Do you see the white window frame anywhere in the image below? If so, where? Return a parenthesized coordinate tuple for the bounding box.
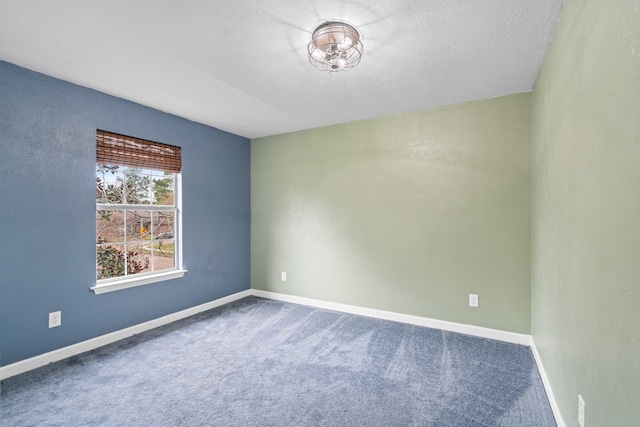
(91, 172, 186, 294)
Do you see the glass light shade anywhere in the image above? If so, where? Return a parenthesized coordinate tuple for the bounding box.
(307, 21, 363, 72)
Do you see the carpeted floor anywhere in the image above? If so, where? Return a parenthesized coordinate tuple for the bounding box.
(0, 297, 556, 426)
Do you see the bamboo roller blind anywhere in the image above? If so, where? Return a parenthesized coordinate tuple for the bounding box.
(96, 130, 181, 173)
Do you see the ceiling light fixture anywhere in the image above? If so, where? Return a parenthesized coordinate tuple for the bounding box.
(307, 21, 363, 72)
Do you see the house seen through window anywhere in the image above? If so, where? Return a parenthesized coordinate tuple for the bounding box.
(95, 130, 182, 288)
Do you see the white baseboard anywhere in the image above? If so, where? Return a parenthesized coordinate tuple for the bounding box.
(530, 339, 566, 427)
(0, 287, 563, 427)
(0, 289, 252, 380)
(251, 290, 532, 346)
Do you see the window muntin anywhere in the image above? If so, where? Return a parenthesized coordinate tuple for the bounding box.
(96, 165, 178, 282)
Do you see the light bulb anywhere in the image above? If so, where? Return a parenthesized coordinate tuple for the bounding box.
(310, 48, 325, 61)
(340, 37, 353, 49)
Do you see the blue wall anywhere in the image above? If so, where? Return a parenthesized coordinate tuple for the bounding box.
(0, 61, 251, 366)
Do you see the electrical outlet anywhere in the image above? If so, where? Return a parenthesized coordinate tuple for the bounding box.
(49, 311, 61, 328)
(469, 294, 479, 308)
(281, 272, 287, 281)
(578, 394, 586, 427)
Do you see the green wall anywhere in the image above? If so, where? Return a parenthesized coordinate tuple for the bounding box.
(531, 0, 640, 425)
(252, 94, 531, 334)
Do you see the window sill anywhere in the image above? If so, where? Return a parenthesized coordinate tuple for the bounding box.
(90, 270, 187, 295)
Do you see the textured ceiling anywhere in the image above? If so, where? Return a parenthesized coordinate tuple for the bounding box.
(0, 0, 564, 139)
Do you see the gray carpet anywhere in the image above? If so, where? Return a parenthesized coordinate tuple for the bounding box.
(0, 297, 556, 426)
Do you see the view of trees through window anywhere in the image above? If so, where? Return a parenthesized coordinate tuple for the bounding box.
(96, 165, 176, 280)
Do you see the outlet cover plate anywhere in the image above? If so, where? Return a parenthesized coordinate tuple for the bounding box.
(49, 311, 61, 328)
(469, 294, 479, 308)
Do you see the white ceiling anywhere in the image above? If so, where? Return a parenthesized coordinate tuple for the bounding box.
(0, 0, 564, 139)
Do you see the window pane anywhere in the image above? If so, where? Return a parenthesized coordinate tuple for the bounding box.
(127, 243, 151, 274)
(97, 244, 126, 280)
(124, 168, 152, 204)
(153, 211, 175, 241)
(97, 210, 124, 244)
(152, 172, 174, 205)
(96, 165, 124, 204)
(126, 210, 152, 242)
(153, 240, 175, 271)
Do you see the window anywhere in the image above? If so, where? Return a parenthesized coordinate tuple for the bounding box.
(91, 130, 186, 294)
